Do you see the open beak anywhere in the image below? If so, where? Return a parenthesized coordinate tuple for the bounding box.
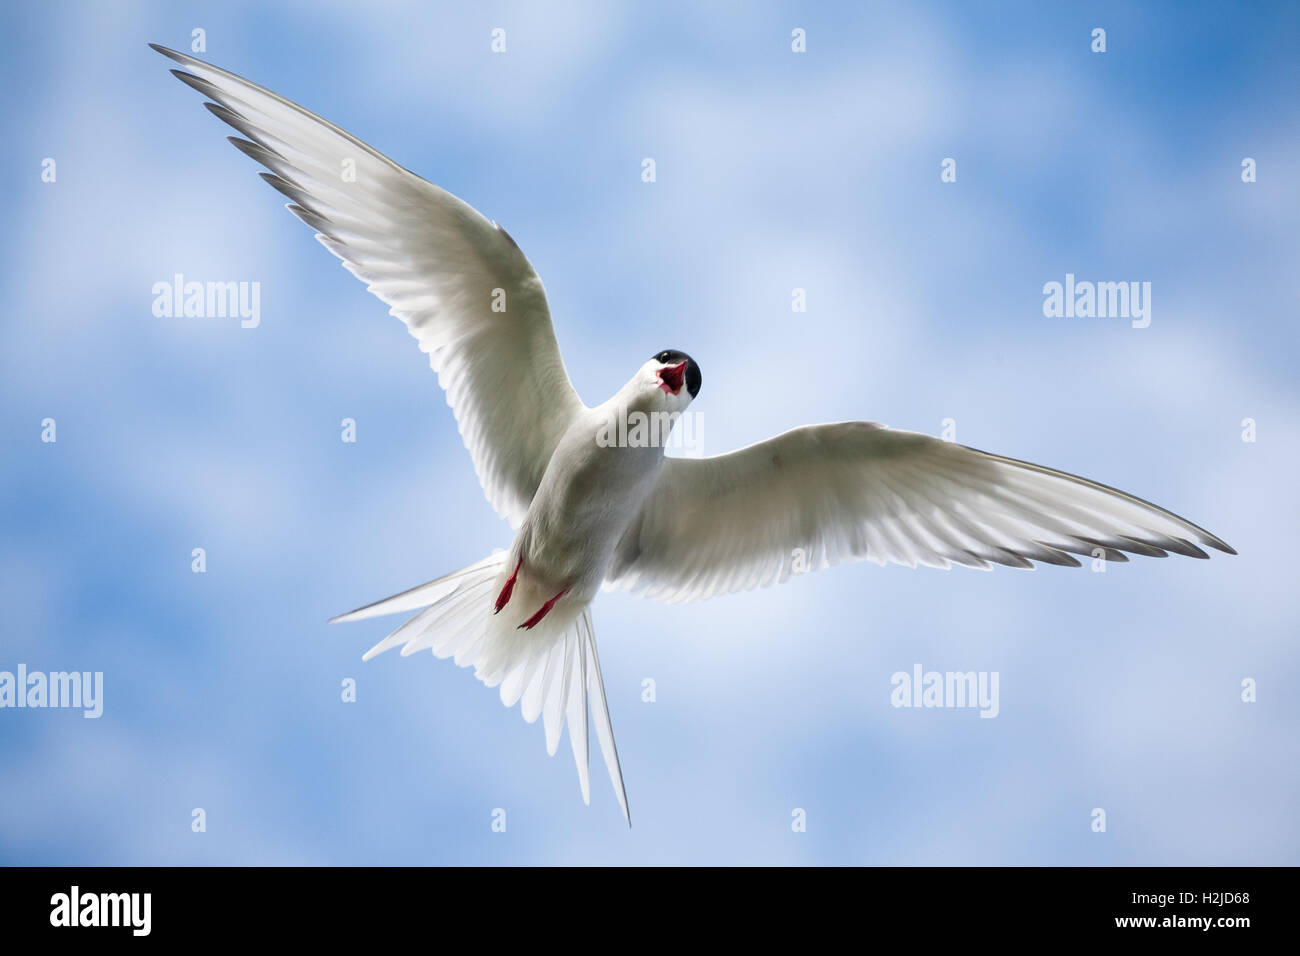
(657, 361, 687, 395)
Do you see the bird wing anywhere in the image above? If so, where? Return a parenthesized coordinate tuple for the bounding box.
(153, 45, 583, 527)
(607, 421, 1234, 602)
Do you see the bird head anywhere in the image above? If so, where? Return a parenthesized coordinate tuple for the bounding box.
(641, 349, 702, 411)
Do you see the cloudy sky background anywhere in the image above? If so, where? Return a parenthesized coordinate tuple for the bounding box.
(1, 0, 1296, 864)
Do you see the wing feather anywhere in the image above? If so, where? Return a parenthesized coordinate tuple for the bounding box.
(608, 422, 1234, 602)
(154, 45, 582, 525)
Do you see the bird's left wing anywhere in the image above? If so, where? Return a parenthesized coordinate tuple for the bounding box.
(152, 45, 583, 527)
(607, 422, 1234, 603)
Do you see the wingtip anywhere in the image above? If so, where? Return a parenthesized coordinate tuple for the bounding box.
(150, 43, 189, 64)
(332, 605, 373, 624)
(1207, 537, 1238, 556)
(169, 68, 203, 91)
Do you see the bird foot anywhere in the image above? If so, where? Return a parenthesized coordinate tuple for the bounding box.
(518, 588, 569, 630)
(494, 557, 522, 614)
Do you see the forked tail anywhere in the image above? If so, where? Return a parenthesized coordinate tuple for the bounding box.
(331, 551, 630, 824)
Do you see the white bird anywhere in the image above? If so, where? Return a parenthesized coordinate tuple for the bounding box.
(154, 45, 1235, 825)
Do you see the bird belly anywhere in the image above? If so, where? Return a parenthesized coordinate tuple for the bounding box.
(516, 435, 663, 602)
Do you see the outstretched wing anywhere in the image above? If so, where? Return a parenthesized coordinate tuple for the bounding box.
(608, 422, 1234, 603)
(153, 45, 583, 526)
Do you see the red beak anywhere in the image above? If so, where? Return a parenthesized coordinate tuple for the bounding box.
(658, 361, 687, 395)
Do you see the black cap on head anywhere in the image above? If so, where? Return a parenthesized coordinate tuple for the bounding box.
(653, 349, 702, 399)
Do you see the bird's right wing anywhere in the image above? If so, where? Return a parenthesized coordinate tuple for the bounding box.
(153, 45, 583, 526)
(608, 422, 1234, 603)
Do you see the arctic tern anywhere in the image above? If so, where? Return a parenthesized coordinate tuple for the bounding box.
(154, 45, 1235, 825)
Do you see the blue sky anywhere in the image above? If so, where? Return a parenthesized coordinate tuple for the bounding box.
(1, 0, 1296, 864)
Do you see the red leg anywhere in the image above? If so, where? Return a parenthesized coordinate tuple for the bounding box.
(494, 557, 522, 614)
(518, 587, 569, 630)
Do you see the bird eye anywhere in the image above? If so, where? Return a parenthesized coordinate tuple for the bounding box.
(656, 351, 670, 363)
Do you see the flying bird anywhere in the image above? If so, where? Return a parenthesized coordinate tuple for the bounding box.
(153, 44, 1235, 825)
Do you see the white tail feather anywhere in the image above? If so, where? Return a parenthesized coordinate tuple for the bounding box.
(334, 553, 630, 824)
(583, 612, 630, 824)
(332, 553, 505, 625)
